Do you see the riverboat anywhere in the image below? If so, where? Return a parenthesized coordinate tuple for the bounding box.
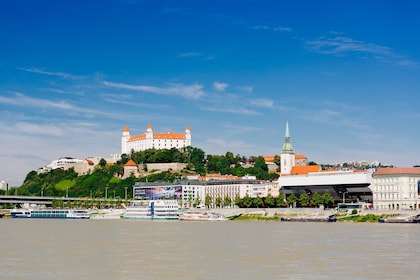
(179, 211, 227, 221)
(10, 208, 90, 219)
(122, 200, 179, 220)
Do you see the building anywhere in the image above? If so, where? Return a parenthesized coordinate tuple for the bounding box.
(280, 121, 295, 175)
(371, 168, 420, 210)
(277, 121, 373, 204)
(132, 175, 279, 208)
(121, 124, 191, 154)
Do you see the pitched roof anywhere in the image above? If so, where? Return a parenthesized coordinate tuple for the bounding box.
(263, 155, 275, 163)
(295, 154, 307, 159)
(289, 165, 321, 175)
(123, 125, 130, 132)
(374, 167, 420, 176)
(125, 159, 137, 167)
(153, 131, 186, 139)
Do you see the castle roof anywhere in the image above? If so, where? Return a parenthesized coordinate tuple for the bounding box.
(123, 125, 130, 132)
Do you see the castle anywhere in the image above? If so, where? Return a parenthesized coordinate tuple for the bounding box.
(121, 124, 191, 154)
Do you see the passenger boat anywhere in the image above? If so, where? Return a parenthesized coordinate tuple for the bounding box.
(179, 211, 227, 221)
(122, 200, 179, 220)
(10, 208, 90, 219)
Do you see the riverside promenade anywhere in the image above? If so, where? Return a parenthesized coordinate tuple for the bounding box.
(197, 207, 420, 219)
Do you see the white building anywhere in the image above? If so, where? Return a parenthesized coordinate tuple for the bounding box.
(132, 178, 279, 208)
(121, 124, 191, 155)
(0, 180, 7, 190)
(280, 121, 295, 175)
(371, 168, 420, 210)
(46, 157, 84, 170)
(277, 122, 373, 204)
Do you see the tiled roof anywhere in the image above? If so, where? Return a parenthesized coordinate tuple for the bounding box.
(374, 167, 420, 176)
(263, 155, 275, 163)
(153, 131, 186, 140)
(125, 159, 137, 167)
(128, 134, 146, 142)
(289, 165, 321, 175)
(295, 154, 307, 159)
(123, 125, 130, 132)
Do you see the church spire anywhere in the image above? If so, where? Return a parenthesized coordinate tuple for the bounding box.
(281, 121, 294, 154)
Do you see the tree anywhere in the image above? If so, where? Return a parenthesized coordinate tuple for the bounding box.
(253, 196, 264, 208)
(234, 194, 242, 208)
(275, 192, 286, 207)
(215, 196, 222, 208)
(311, 192, 323, 207)
(223, 195, 232, 208)
(264, 193, 275, 208)
(243, 193, 253, 208)
(254, 156, 268, 172)
(298, 192, 310, 207)
(193, 195, 201, 207)
(99, 158, 107, 168)
(287, 193, 297, 207)
(322, 190, 334, 208)
(205, 194, 212, 208)
(187, 194, 193, 207)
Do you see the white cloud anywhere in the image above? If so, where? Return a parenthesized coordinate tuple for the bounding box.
(236, 86, 253, 93)
(213, 81, 229, 92)
(202, 105, 259, 115)
(253, 25, 292, 32)
(103, 81, 205, 99)
(306, 36, 392, 56)
(250, 98, 273, 108)
(15, 122, 63, 136)
(178, 52, 202, 58)
(1, 92, 73, 110)
(17, 67, 86, 80)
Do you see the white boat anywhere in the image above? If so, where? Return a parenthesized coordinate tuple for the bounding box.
(179, 211, 227, 221)
(122, 200, 179, 220)
(10, 208, 90, 219)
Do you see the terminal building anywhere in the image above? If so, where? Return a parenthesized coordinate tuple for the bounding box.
(277, 122, 373, 205)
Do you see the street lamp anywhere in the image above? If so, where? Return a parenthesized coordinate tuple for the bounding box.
(125, 187, 128, 200)
(342, 191, 348, 204)
(105, 187, 108, 199)
(41, 188, 44, 197)
(66, 187, 69, 198)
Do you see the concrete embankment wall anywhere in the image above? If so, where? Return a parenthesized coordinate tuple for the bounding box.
(199, 208, 419, 218)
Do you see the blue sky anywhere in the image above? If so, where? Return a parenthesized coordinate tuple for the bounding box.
(1, 0, 420, 186)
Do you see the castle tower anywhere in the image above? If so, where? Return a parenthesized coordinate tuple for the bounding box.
(280, 121, 295, 175)
(185, 126, 191, 146)
(121, 125, 131, 154)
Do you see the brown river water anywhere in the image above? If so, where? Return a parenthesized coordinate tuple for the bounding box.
(0, 219, 419, 279)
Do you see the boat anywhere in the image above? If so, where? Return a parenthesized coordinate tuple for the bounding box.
(280, 216, 337, 222)
(122, 200, 179, 220)
(10, 208, 90, 219)
(179, 211, 227, 221)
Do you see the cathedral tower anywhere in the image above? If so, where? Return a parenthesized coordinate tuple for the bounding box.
(280, 121, 295, 175)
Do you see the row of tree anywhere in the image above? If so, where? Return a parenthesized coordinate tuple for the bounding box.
(185, 191, 335, 209)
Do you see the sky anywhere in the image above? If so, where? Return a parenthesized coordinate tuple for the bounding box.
(1, 0, 420, 187)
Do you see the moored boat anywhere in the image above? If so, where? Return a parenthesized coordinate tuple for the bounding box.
(10, 208, 90, 219)
(122, 200, 179, 220)
(179, 211, 227, 221)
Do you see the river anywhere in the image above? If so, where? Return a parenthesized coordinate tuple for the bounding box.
(0, 219, 419, 279)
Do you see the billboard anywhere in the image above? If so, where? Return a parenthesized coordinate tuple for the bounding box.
(133, 185, 182, 200)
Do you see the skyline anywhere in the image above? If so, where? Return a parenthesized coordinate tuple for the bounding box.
(1, 0, 420, 186)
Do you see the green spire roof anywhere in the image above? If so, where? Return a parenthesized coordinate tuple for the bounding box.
(281, 121, 294, 154)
